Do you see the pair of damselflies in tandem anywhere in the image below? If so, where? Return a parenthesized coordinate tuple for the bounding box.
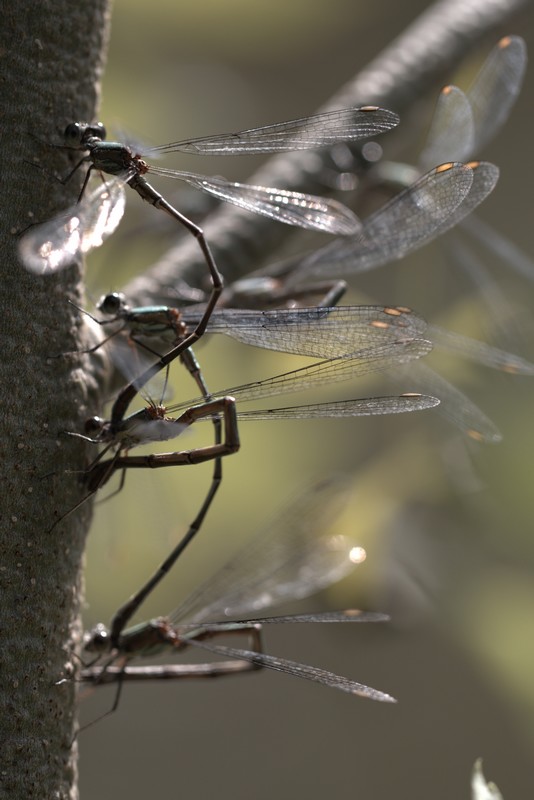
(68, 283, 534, 663)
(63, 152, 505, 455)
(18, 103, 404, 434)
(76, 285, 534, 474)
(79, 477, 395, 714)
(63, 269, 534, 641)
(70, 302, 440, 496)
(60, 303, 438, 653)
(65, 279, 534, 659)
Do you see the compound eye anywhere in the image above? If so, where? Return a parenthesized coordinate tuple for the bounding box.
(84, 416, 104, 435)
(63, 122, 83, 144)
(92, 121, 107, 139)
(83, 623, 110, 653)
(97, 292, 125, 315)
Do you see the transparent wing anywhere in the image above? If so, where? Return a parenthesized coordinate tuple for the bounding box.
(147, 168, 362, 235)
(442, 233, 534, 356)
(187, 638, 396, 702)
(461, 214, 534, 283)
(105, 335, 173, 403)
(149, 107, 399, 156)
(136, 302, 534, 378)
(428, 324, 534, 375)
(164, 338, 433, 413)
(420, 35, 526, 167)
(395, 362, 502, 443)
(169, 477, 361, 624)
(182, 610, 390, 628)
(369, 160, 499, 270)
(102, 339, 434, 453)
(123, 393, 437, 451)
(288, 162, 481, 280)
(452, 215, 534, 360)
(420, 86, 475, 168)
(18, 180, 126, 275)
(188, 304, 429, 359)
(466, 35, 527, 154)
(234, 394, 438, 421)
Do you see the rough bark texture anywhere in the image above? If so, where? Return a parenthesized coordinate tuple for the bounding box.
(0, 2, 111, 798)
(0, 0, 528, 797)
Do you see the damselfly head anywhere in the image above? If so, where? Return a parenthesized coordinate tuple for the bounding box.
(84, 416, 107, 438)
(97, 292, 129, 317)
(83, 623, 111, 654)
(63, 121, 107, 148)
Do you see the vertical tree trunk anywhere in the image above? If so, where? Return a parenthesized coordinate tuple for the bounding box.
(0, 3, 111, 797)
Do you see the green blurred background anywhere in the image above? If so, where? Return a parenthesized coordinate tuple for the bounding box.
(79, 1, 534, 797)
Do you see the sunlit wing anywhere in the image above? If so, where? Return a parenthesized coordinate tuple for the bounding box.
(190, 304, 429, 359)
(19, 180, 126, 274)
(147, 168, 362, 235)
(420, 35, 526, 166)
(187, 638, 397, 702)
(288, 162, 481, 279)
(164, 339, 433, 412)
(149, 107, 400, 155)
(233, 394, 438, 421)
(466, 35, 527, 154)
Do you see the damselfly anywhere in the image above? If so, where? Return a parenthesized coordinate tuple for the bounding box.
(78, 295, 534, 444)
(50, 306, 432, 524)
(64, 338, 437, 642)
(79, 330, 437, 495)
(90, 293, 534, 375)
(81, 477, 395, 707)
(19, 106, 401, 278)
(77, 297, 429, 362)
